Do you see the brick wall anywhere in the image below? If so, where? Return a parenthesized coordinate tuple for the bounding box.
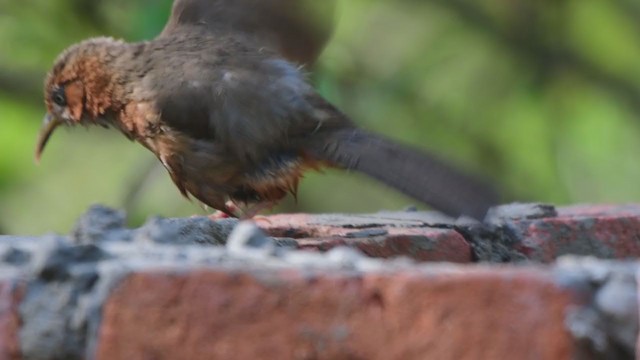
(0, 203, 639, 359)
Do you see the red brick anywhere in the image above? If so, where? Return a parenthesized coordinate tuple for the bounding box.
(297, 228, 471, 263)
(507, 204, 640, 262)
(259, 213, 318, 238)
(637, 272, 640, 356)
(259, 213, 471, 262)
(0, 281, 23, 360)
(96, 267, 580, 360)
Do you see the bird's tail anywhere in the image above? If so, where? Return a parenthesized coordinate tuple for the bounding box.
(308, 128, 499, 219)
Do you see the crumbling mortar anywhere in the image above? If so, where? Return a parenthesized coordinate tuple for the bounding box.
(0, 204, 638, 359)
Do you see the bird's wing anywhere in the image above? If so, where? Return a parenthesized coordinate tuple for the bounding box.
(159, 0, 335, 65)
(154, 52, 349, 162)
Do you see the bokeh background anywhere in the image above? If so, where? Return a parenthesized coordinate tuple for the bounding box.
(2, 0, 640, 235)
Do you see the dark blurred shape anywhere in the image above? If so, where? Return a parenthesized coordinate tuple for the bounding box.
(162, 0, 336, 65)
(427, 0, 640, 115)
(70, 0, 109, 31)
(0, 68, 44, 105)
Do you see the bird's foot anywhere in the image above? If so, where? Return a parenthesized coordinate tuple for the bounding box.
(207, 201, 242, 220)
(208, 201, 275, 223)
(247, 215, 272, 225)
(208, 211, 231, 220)
(239, 202, 276, 223)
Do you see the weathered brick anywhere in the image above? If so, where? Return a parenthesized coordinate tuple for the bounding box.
(296, 228, 471, 263)
(96, 266, 581, 360)
(259, 213, 471, 262)
(0, 280, 23, 360)
(499, 204, 640, 262)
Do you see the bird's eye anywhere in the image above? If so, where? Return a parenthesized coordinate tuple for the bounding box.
(51, 86, 66, 107)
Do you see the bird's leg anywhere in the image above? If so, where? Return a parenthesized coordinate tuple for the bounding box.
(239, 201, 277, 222)
(207, 201, 274, 221)
(208, 201, 243, 220)
(208, 201, 274, 223)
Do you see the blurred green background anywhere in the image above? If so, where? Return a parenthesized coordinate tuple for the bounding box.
(2, 0, 640, 235)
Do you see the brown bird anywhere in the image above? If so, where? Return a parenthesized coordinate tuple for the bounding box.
(36, 0, 498, 219)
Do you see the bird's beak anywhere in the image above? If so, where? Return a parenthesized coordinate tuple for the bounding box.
(35, 113, 62, 163)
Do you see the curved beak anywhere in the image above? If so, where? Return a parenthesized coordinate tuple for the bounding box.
(35, 114, 62, 163)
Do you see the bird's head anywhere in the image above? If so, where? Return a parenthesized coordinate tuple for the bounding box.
(36, 37, 129, 162)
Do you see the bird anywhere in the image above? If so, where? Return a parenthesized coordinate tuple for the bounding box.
(122, 0, 336, 213)
(35, 0, 499, 219)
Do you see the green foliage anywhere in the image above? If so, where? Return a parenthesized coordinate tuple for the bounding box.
(1, 0, 640, 234)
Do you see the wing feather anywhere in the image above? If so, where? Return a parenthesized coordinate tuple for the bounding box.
(153, 51, 349, 162)
(160, 0, 335, 64)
